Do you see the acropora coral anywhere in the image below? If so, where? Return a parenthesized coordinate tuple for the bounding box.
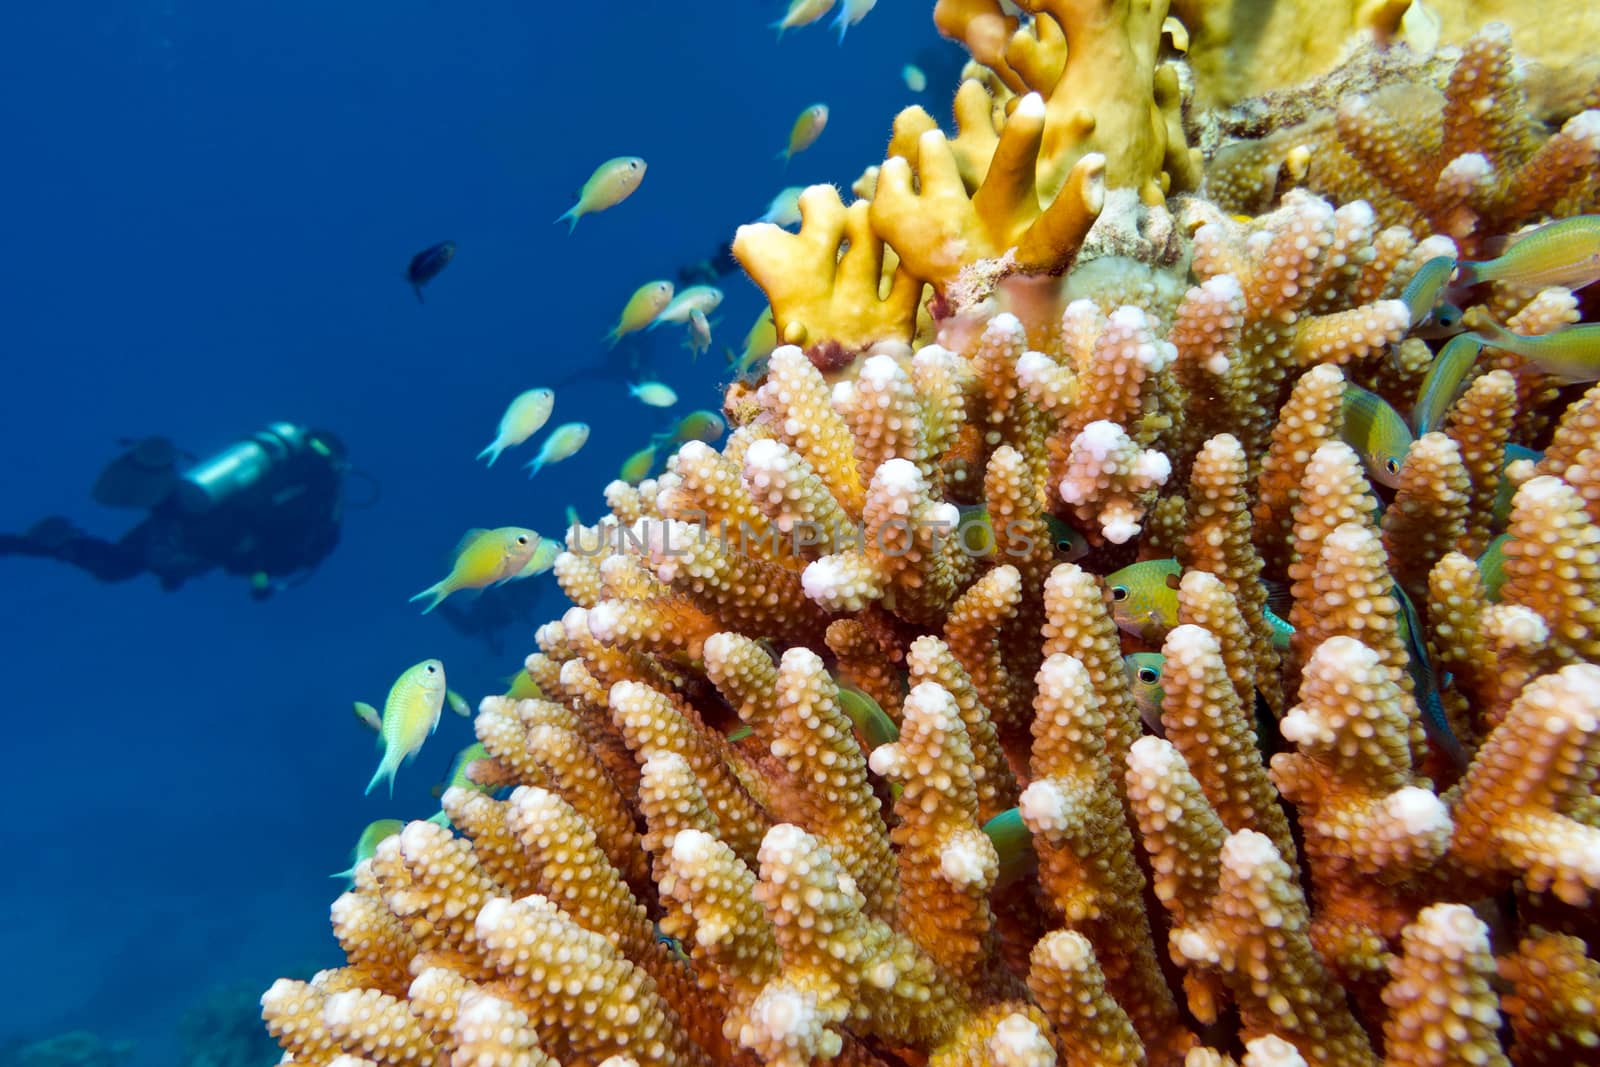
(265, 3, 1600, 1065)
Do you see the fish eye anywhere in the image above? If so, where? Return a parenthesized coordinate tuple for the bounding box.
(1138, 667, 1159, 684)
(1438, 307, 1460, 326)
(1385, 458, 1402, 475)
(426, 665, 437, 673)
(1111, 585, 1129, 601)
(1055, 539, 1073, 552)
(629, 161, 640, 169)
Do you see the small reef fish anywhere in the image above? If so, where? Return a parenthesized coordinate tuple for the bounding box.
(655, 410, 726, 447)
(513, 537, 562, 579)
(651, 284, 724, 328)
(362, 659, 450, 796)
(837, 686, 899, 751)
(1398, 255, 1461, 335)
(1469, 318, 1600, 383)
(477, 387, 554, 467)
(954, 504, 1089, 562)
(1341, 384, 1414, 488)
(1106, 559, 1182, 646)
(605, 281, 675, 347)
(629, 381, 678, 408)
(1478, 533, 1510, 601)
(771, 0, 836, 37)
(1455, 214, 1600, 291)
(619, 444, 658, 485)
(731, 308, 778, 381)
(684, 308, 713, 360)
(982, 807, 1037, 891)
(832, 0, 877, 42)
(555, 156, 646, 232)
(503, 670, 543, 701)
(1491, 443, 1544, 527)
(1411, 334, 1482, 435)
(436, 742, 496, 798)
(902, 64, 927, 92)
(411, 527, 540, 612)
(405, 241, 455, 303)
(778, 104, 829, 166)
(758, 186, 805, 227)
(1123, 653, 1167, 737)
(525, 423, 590, 477)
(1391, 582, 1469, 769)
(331, 818, 405, 880)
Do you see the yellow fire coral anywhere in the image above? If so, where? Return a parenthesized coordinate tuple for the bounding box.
(266, 3, 1600, 1066)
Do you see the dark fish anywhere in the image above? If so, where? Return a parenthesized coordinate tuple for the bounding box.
(406, 241, 456, 303)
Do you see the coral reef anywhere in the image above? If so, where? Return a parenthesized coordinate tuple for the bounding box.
(264, 3, 1600, 1065)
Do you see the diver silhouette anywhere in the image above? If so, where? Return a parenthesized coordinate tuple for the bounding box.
(1, 423, 352, 600)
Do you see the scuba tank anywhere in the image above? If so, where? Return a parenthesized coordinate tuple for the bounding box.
(174, 422, 314, 514)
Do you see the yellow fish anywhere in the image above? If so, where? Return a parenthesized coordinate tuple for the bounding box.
(504, 669, 544, 701)
(730, 308, 777, 381)
(1456, 214, 1600, 291)
(778, 104, 829, 166)
(524, 423, 590, 477)
(555, 156, 646, 232)
(684, 308, 713, 361)
(331, 818, 405, 880)
(831, 0, 876, 41)
(436, 741, 496, 798)
(1123, 653, 1167, 737)
(512, 537, 561, 579)
(758, 186, 805, 227)
(771, 0, 835, 37)
(363, 659, 450, 796)
(654, 409, 726, 447)
(1411, 334, 1482, 436)
(1471, 318, 1600, 383)
(1106, 559, 1182, 646)
(605, 281, 675, 347)
(651, 284, 724, 328)
(411, 527, 540, 613)
(629, 381, 678, 407)
(1341, 384, 1414, 488)
(619, 444, 658, 485)
(902, 64, 927, 92)
(477, 387, 553, 467)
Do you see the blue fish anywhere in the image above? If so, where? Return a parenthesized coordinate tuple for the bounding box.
(406, 240, 456, 303)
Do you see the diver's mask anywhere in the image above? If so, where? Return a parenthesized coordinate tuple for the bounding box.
(175, 422, 325, 514)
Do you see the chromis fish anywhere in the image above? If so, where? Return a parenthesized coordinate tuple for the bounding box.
(1491, 443, 1544, 527)
(555, 156, 646, 232)
(1411, 334, 1482, 435)
(758, 186, 805, 227)
(1398, 255, 1462, 336)
(1106, 559, 1182, 645)
(1391, 582, 1469, 769)
(525, 423, 590, 477)
(513, 537, 561, 579)
(651, 284, 724, 328)
(777, 104, 829, 166)
(831, 0, 877, 42)
(477, 387, 554, 467)
(1478, 532, 1510, 601)
(730, 308, 778, 381)
(954, 504, 1089, 562)
(362, 659, 450, 796)
(619, 444, 658, 485)
(411, 528, 540, 613)
(331, 818, 404, 879)
(1123, 653, 1166, 737)
(684, 308, 713, 361)
(981, 807, 1037, 891)
(771, 0, 836, 37)
(902, 64, 927, 92)
(1454, 214, 1600, 291)
(1469, 318, 1600, 383)
(605, 281, 675, 348)
(629, 381, 678, 408)
(1341, 384, 1414, 488)
(405, 241, 455, 303)
(504, 669, 543, 701)
(654, 410, 726, 447)
(436, 742, 495, 798)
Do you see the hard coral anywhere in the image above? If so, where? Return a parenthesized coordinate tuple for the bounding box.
(267, 4, 1600, 1066)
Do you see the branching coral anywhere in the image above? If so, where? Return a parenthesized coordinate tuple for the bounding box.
(266, 5, 1600, 1066)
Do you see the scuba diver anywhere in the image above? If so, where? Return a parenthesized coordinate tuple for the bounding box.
(1, 423, 352, 601)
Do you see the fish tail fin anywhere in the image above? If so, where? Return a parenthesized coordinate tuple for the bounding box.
(330, 867, 356, 880)
(365, 750, 398, 796)
(409, 581, 448, 614)
(831, 6, 851, 42)
(1453, 261, 1484, 288)
(525, 458, 545, 480)
(412, 283, 425, 304)
(769, 17, 787, 38)
(554, 207, 579, 233)
(602, 328, 621, 349)
(476, 441, 501, 467)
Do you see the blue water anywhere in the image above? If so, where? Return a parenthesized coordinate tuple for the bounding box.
(0, 3, 956, 1064)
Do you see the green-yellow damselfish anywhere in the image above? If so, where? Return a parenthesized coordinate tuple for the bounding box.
(1341, 384, 1414, 489)
(359, 659, 453, 797)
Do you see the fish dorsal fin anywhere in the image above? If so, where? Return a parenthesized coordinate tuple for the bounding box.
(452, 528, 490, 559)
